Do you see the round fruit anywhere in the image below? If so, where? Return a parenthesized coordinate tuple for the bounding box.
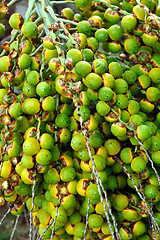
(21, 21, 38, 38)
(23, 137, 40, 156)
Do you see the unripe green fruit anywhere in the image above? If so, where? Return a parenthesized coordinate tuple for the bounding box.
(66, 49, 83, 66)
(77, 20, 91, 37)
(74, 106, 90, 121)
(61, 194, 77, 210)
(1, 161, 12, 178)
(124, 38, 140, 54)
(61, 7, 74, 20)
(113, 194, 129, 211)
(82, 48, 93, 62)
(104, 139, 121, 155)
(89, 154, 106, 171)
(120, 147, 133, 164)
(44, 168, 60, 184)
(84, 73, 102, 90)
(0, 56, 12, 72)
(36, 82, 50, 97)
(7, 141, 21, 158)
(26, 70, 40, 85)
(9, 13, 23, 30)
(87, 37, 99, 52)
(73, 222, 87, 238)
(39, 133, 54, 150)
(75, 60, 91, 78)
(71, 134, 86, 151)
(88, 15, 102, 30)
(109, 62, 123, 78)
(108, 41, 121, 53)
(75, 0, 92, 11)
(121, 15, 137, 32)
(36, 149, 52, 165)
(108, 24, 124, 41)
(86, 183, 100, 200)
(17, 54, 31, 69)
(136, 125, 151, 141)
(142, 33, 158, 47)
(95, 28, 108, 42)
(111, 122, 127, 137)
(132, 5, 145, 20)
(144, 184, 159, 199)
(20, 168, 35, 185)
(146, 87, 160, 102)
(132, 221, 146, 236)
(22, 98, 40, 115)
(119, 227, 133, 240)
(106, 175, 118, 190)
(23, 137, 40, 156)
(60, 166, 76, 182)
(122, 208, 138, 221)
(149, 68, 160, 84)
(88, 214, 104, 228)
(131, 157, 146, 173)
(8, 103, 22, 118)
(88, 131, 103, 148)
(21, 21, 38, 38)
(15, 180, 31, 196)
(92, 59, 108, 75)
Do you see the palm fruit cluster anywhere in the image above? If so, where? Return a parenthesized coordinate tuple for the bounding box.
(0, 0, 160, 239)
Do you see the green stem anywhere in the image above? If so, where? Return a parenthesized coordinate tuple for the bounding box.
(58, 33, 69, 40)
(50, 0, 75, 5)
(34, 17, 43, 25)
(55, 16, 78, 26)
(7, 0, 18, 7)
(30, 43, 43, 57)
(0, 29, 19, 57)
(24, 0, 36, 22)
(39, 48, 45, 82)
(47, 5, 78, 52)
(35, 2, 50, 34)
(93, 0, 119, 9)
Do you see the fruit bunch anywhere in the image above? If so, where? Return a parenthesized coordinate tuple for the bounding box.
(0, 0, 160, 239)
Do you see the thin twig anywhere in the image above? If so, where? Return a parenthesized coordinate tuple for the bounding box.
(29, 179, 36, 240)
(74, 100, 119, 240)
(84, 198, 90, 240)
(50, 207, 58, 240)
(0, 207, 11, 226)
(134, 135, 160, 186)
(10, 215, 20, 240)
(118, 159, 160, 236)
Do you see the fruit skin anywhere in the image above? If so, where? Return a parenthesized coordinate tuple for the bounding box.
(132, 221, 146, 237)
(22, 98, 40, 115)
(0, 56, 12, 72)
(1, 161, 12, 178)
(21, 21, 38, 38)
(121, 15, 137, 32)
(112, 194, 129, 211)
(23, 137, 40, 156)
(9, 13, 23, 30)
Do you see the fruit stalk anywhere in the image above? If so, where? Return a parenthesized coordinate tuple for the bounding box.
(73, 98, 119, 240)
(117, 158, 160, 236)
(29, 179, 36, 240)
(50, 207, 58, 240)
(10, 215, 20, 240)
(134, 135, 160, 186)
(0, 207, 11, 226)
